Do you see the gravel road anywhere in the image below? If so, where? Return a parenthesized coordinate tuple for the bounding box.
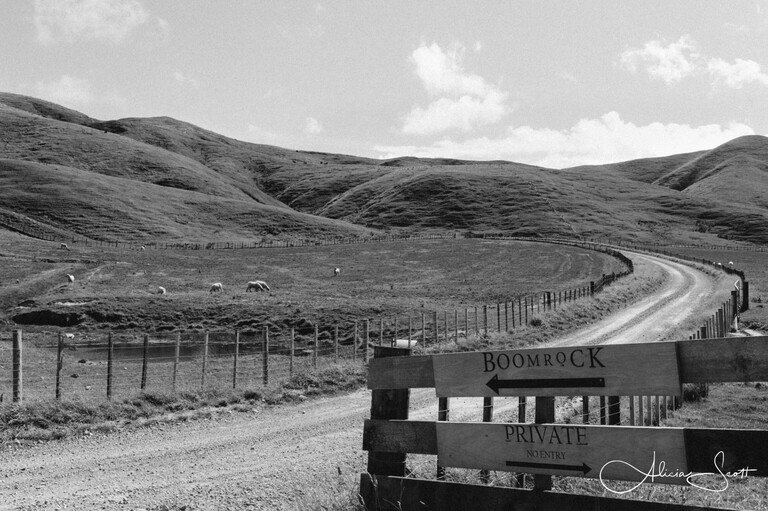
(0, 252, 734, 510)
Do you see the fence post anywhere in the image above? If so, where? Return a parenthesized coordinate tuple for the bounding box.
(464, 308, 469, 338)
(600, 396, 606, 425)
(443, 311, 448, 344)
(141, 334, 149, 390)
(480, 396, 494, 483)
(505, 302, 509, 332)
(263, 328, 269, 386)
(582, 396, 589, 424)
(313, 325, 319, 368)
(172, 332, 180, 392)
(107, 332, 114, 400)
(354, 321, 358, 362)
(437, 396, 450, 480)
(201, 332, 210, 390)
(56, 332, 63, 400)
(454, 310, 459, 342)
(12, 330, 22, 402)
(608, 395, 620, 425)
(290, 328, 295, 377)
(233, 329, 240, 389)
(433, 311, 438, 344)
(365, 319, 370, 364)
(421, 313, 426, 345)
(483, 305, 488, 337)
(497, 303, 501, 332)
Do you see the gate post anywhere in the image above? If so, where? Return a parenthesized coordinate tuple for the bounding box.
(363, 346, 412, 509)
(12, 330, 22, 403)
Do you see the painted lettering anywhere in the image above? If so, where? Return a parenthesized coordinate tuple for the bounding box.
(570, 349, 584, 367)
(589, 347, 605, 368)
(483, 352, 495, 372)
(505, 425, 588, 446)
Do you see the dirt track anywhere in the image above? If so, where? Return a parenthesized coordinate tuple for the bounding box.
(0, 252, 734, 510)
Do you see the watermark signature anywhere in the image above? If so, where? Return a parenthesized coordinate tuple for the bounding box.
(600, 451, 756, 494)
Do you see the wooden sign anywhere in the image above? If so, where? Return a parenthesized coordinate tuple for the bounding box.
(436, 422, 689, 484)
(432, 342, 681, 397)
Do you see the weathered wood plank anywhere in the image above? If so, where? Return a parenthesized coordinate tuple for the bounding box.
(677, 336, 768, 383)
(432, 342, 680, 397)
(364, 420, 768, 484)
(367, 337, 768, 392)
(367, 354, 433, 389)
(359, 474, 722, 511)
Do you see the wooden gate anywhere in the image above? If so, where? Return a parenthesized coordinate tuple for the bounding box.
(361, 338, 768, 510)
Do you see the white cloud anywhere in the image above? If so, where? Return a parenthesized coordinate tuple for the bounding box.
(620, 35, 768, 90)
(707, 58, 768, 88)
(304, 117, 323, 134)
(34, 75, 94, 105)
(402, 91, 506, 135)
(375, 112, 755, 168)
(173, 71, 200, 89)
(619, 36, 699, 84)
(34, 0, 150, 44)
(402, 42, 508, 135)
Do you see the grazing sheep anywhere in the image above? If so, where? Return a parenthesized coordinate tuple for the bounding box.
(246, 280, 270, 292)
(210, 282, 223, 293)
(66, 274, 75, 284)
(60, 243, 69, 250)
(728, 261, 734, 267)
(157, 286, 166, 295)
(333, 267, 340, 277)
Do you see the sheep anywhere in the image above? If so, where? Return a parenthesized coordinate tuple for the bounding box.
(210, 282, 223, 293)
(157, 286, 166, 295)
(246, 280, 270, 292)
(60, 243, 69, 250)
(333, 267, 340, 277)
(728, 261, 734, 267)
(66, 274, 75, 284)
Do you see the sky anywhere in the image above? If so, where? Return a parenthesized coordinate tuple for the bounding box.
(2, 1, 768, 168)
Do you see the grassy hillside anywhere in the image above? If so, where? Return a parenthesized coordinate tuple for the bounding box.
(1, 92, 767, 245)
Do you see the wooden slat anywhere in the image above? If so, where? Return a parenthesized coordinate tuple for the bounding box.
(359, 474, 722, 511)
(367, 337, 768, 392)
(677, 336, 768, 383)
(432, 342, 681, 397)
(367, 354, 433, 389)
(364, 420, 768, 483)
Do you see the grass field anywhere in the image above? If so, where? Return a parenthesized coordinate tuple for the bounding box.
(1, 233, 627, 335)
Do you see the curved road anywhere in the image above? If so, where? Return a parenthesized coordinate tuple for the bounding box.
(0, 251, 734, 510)
(548, 251, 732, 346)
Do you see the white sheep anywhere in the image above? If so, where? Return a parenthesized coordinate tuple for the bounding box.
(246, 280, 270, 292)
(60, 243, 69, 250)
(210, 282, 223, 293)
(333, 267, 340, 277)
(66, 274, 75, 284)
(157, 286, 166, 295)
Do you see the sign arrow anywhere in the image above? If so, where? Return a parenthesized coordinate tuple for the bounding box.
(506, 460, 591, 475)
(486, 374, 605, 394)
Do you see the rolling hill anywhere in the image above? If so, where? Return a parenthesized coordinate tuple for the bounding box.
(1, 91, 767, 245)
